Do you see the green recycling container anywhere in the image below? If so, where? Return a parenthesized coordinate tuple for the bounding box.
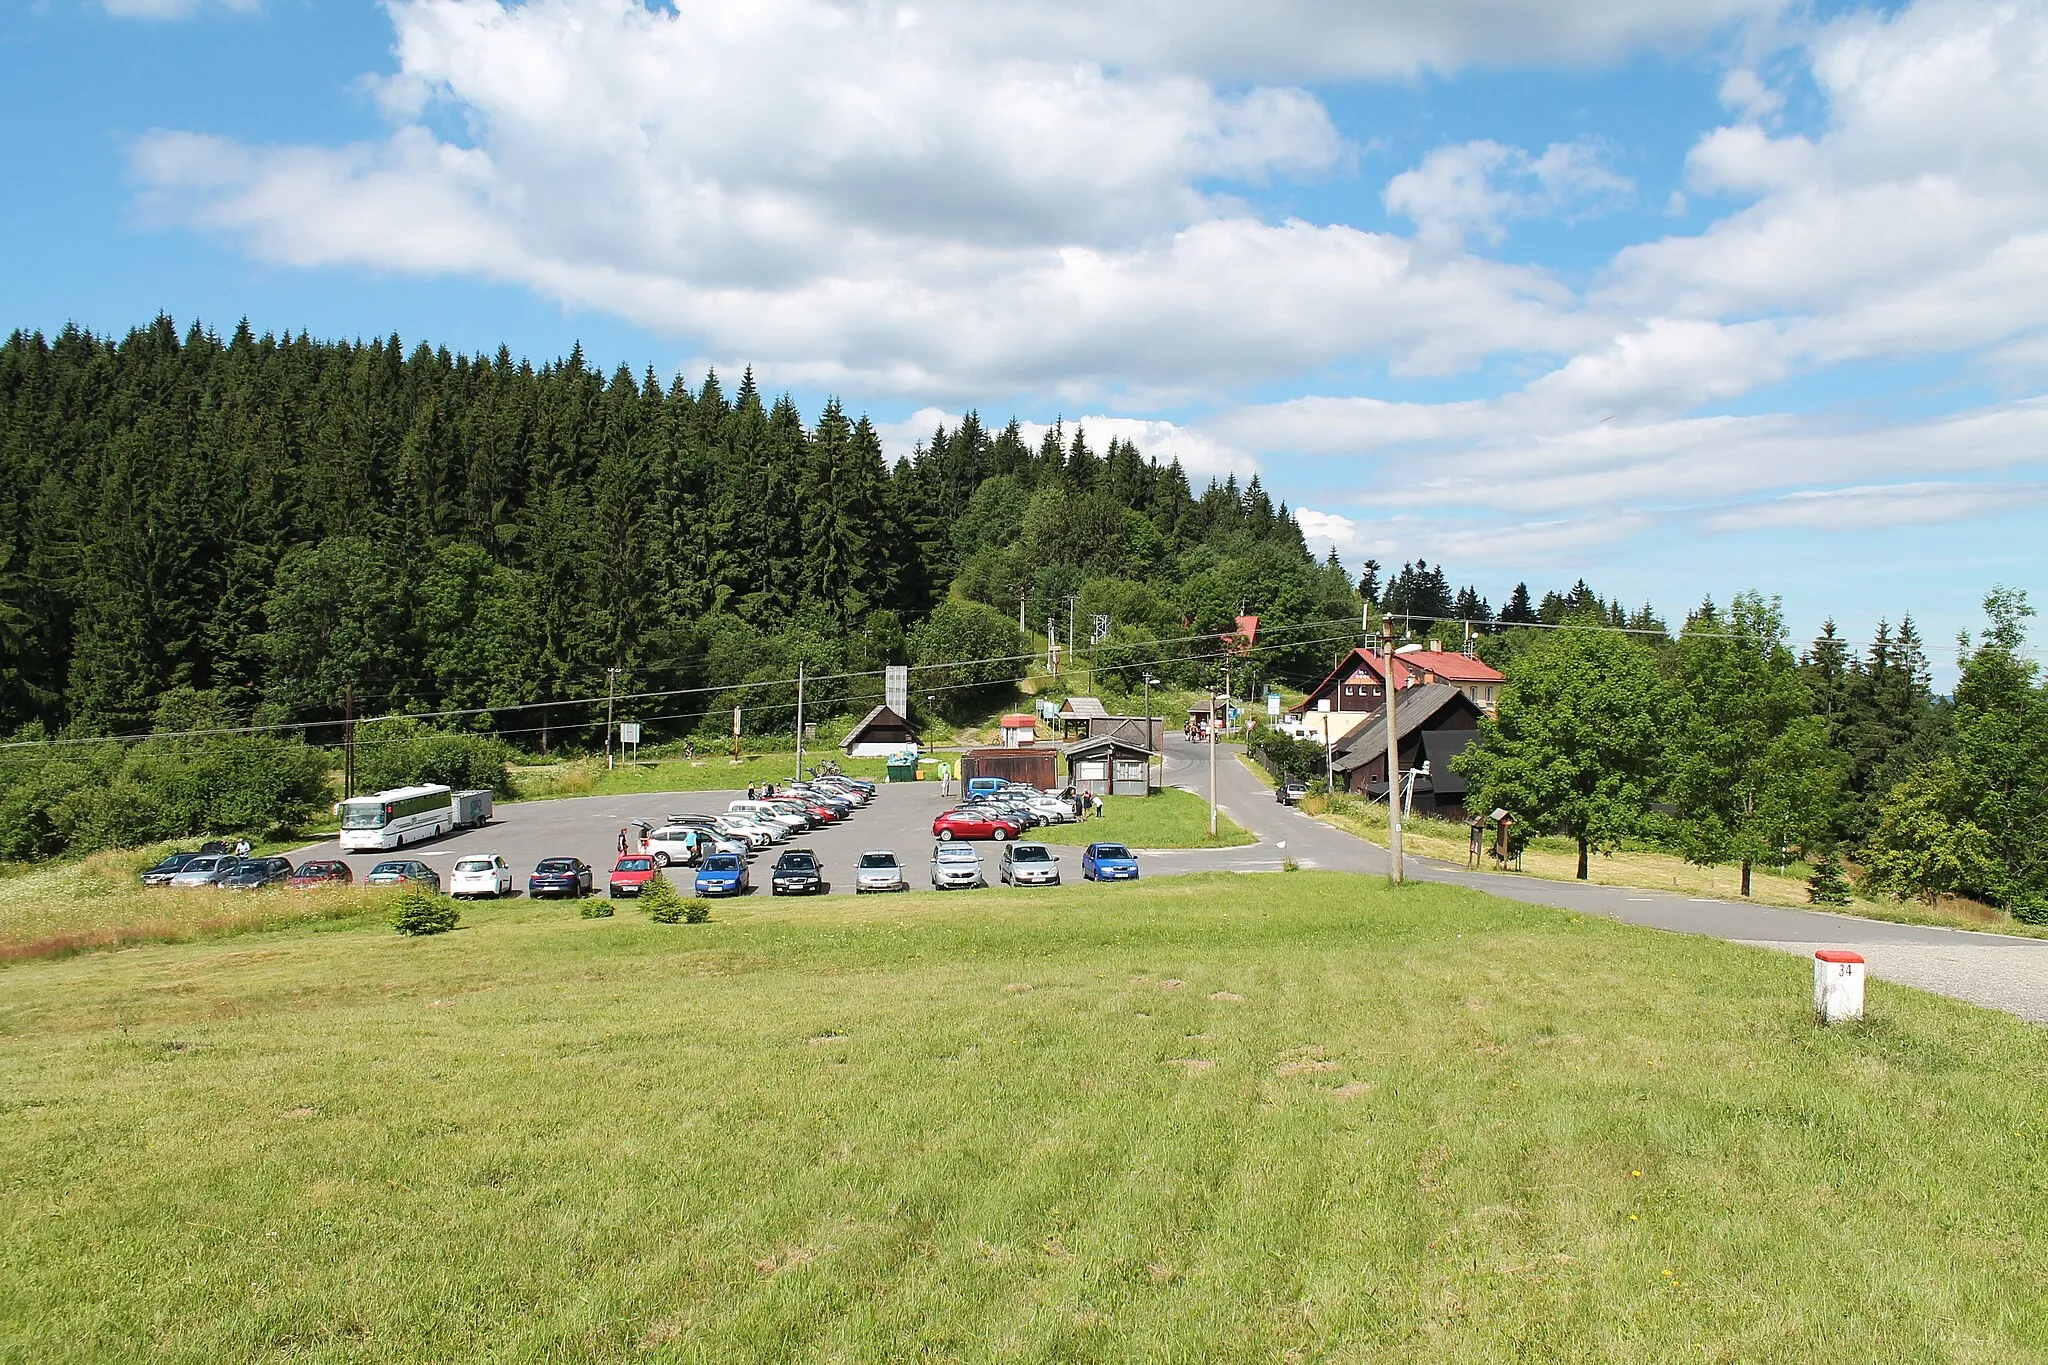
(887, 757, 920, 783)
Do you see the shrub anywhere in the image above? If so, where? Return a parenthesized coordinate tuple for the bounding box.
(2014, 897, 2048, 927)
(390, 887, 459, 936)
(1807, 855, 1852, 906)
(579, 899, 614, 919)
(641, 873, 685, 924)
(683, 898, 712, 924)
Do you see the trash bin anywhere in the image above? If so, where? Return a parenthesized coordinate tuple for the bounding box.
(887, 757, 919, 784)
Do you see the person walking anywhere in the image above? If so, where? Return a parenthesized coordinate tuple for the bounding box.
(747, 783, 758, 801)
(618, 827, 629, 857)
(233, 836, 251, 858)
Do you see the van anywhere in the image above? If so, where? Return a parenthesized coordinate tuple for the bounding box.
(966, 777, 1008, 798)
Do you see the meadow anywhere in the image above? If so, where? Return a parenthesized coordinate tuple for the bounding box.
(5, 874, 2047, 1360)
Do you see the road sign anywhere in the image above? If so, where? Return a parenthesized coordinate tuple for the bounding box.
(1267, 694, 1281, 717)
(885, 665, 908, 715)
(617, 722, 641, 745)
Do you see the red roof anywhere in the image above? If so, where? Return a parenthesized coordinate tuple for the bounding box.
(999, 714, 1037, 728)
(1296, 646, 1502, 709)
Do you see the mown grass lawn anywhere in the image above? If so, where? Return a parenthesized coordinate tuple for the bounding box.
(4, 873, 2047, 1362)
(1037, 787, 1255, 850)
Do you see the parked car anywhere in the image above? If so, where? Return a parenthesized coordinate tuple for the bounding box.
(450, 854, 514, 898)
(769, 849, 827, 896)
(1277, 780, 1310, 805)
(999, 843, 1061, 887)
(220, 856, 294, 891)
(728, 800, 808, 835)
(609, 855, 659, 898)
(933, 809, 1023, 842)
(930, 842, 985, 890)
(644, 825, 731, 868)
(854, 850, 906, 893)
(140, 851, 202, 886)
(694, 852, 751, 897)
(1023, 795, 1077, 823)
(168, 854, 240, 888)
(1081, 843, 1140, 882)
(528, 857, 593, 899)
(366, 859, 441, 890)
(286, 860, 353, 890)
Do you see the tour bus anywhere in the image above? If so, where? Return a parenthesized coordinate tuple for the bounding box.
(338, 784, 454, 852)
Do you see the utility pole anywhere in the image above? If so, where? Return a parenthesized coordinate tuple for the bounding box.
(1066, 595, 1078, 679)
(1207, 683, 1218, 837)
(1019, 591, 1026, 640)
(342, 681, 355, 799)
(1143, 673, 1158, 793)
(794, 660, 805, 782)
(604, 666, 618, 770)
(1384, 621, 1403, 885)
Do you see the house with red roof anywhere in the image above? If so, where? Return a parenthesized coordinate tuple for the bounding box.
(1288, 641, 1505, 741)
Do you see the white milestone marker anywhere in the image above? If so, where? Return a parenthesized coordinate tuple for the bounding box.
(1813, 950, 1866, 1024)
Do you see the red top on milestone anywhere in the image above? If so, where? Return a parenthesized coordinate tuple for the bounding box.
(1813, 950, 1865, 964)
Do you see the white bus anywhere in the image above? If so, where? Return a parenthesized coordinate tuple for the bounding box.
(338, 785, 454, 852)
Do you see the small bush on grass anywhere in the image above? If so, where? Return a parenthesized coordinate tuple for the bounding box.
(1807, 854, 1853, 906)
(390, 887, 459, 937)
(579, 898, 614, 919)
(683, 898, 712, 924)
(641, 873, 685, 924)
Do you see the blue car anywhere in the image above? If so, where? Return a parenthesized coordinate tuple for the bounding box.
(695, 852, 752, 897)
(1081, 842, 1139, 882)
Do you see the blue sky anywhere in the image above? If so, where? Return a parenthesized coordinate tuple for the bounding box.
(4, 0, 2045, 678)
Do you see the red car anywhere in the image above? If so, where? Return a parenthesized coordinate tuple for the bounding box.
(286, 859, 353, 890)
(932, 809, 1023, 842)
(609, 855, 658, 898)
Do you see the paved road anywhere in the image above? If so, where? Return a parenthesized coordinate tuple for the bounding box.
(291, 773, 1031, 898)
(291, 742, 2048, 1022)
(1159, 734, 2048, 1024)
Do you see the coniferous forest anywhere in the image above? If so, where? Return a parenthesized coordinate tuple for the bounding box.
(0, 317, 2040, 917)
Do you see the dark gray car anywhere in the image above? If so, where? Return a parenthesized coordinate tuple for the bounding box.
(220, 856, 295, 891)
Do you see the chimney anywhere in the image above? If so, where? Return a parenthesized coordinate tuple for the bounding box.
(1429, 639, 1443, 652)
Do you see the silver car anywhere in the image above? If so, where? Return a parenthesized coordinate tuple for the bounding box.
(930, 842, 984, 890)
(167, 854, 239, 888)
(855, 850, 907, 893)
(999, 843, 1061, 886)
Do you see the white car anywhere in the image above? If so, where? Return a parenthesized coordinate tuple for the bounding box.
(645, 826, 742, 868)
(930, 842, 985, 890)
(729, 800, 809, 834)
(1024, 796, 1077, 823)
(450, 853, 513, 898)
(999, 843, 1062, 886)
(715, 815, 780, 848)
(855, 850, 907, 893)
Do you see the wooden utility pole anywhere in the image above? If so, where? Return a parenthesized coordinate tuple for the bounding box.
(604, 667, 618, 770)
(794, 660, 805, 782)
(1385, 624, 1403, 885)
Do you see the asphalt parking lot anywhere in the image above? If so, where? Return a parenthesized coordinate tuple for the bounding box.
(288, 778, 1092, 896)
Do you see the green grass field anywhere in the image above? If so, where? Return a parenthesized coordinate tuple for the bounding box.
(1036, 787, 1255, 850)
(4, 873, 2047, 1361)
